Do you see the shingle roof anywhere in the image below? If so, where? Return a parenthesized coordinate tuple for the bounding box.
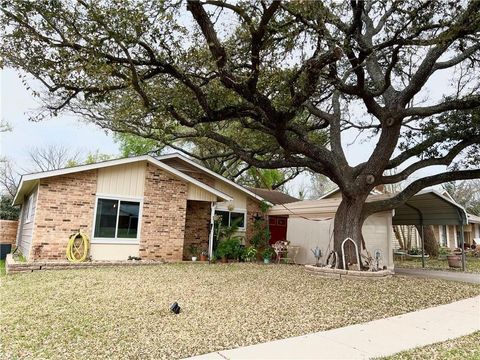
(246, 187, 299, 205)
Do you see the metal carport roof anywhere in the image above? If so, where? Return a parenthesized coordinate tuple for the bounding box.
(392, 189, 468, 226)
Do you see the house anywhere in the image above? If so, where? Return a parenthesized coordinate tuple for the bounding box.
(13, 154, 270, 261)
(428, 191, 480, 249)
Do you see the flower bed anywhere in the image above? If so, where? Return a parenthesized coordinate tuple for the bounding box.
(305, 264, 394, 279)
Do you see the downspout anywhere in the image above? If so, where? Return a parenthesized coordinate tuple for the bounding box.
(208, 202, 216, 260)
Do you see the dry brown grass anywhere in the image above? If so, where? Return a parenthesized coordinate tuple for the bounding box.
(383, 331, 480, 359)
(1, 263, 479, 359)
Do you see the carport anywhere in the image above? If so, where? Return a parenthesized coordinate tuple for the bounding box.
(393, 189, 468, 271)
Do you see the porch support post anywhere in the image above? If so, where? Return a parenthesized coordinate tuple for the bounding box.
(421, 225, 425, 269)
(208, 202, 216, 260)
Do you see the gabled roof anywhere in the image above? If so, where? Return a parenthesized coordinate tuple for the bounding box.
(13, 155, 232, 205)
(467, 213, 480, 224)
(246, 187, 299, 205)
(157, 153, 268, 204)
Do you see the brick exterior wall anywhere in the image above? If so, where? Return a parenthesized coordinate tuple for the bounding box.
(0, 220, 18, 245)
(246, 197, 263, 245)
(140, 163, 188, 261)
(183, 201, 211, 259)
(32, 170, 97, 260)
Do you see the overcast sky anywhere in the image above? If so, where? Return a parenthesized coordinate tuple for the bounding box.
(1, 65, 452, 197)
(1, 69, 119, 170)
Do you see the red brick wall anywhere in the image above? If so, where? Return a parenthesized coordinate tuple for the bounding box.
(32, 170, 97, 260)
(183, 201, 211, 259)
(0, 220, 18, 245)
(140, 163, 188, 261)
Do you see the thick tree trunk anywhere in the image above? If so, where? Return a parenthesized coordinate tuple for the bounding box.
(415, 225, 439, 257)
(333, 194, 368, 270)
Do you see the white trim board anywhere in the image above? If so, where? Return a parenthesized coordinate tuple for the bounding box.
(13, 155, 232, 205)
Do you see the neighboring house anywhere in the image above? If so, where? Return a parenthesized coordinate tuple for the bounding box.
(13, 154, 270, 261)
(431, 213, 480, 249)
(430, 191, 480, 249)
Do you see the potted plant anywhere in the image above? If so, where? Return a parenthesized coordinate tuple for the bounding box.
(242, 246, 257, 262)
(200, 250, 208, 262)
(447, 248, 462, 268)
(263, 247, 274, 264)
(188, 244, 199, 261)
(216, 242, 228, 263)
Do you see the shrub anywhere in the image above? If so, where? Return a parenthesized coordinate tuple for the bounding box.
(438, 247, 451, 256)
(217, 238, 242, 260)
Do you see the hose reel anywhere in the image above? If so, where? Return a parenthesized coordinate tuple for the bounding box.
(66, 230, 90, 262)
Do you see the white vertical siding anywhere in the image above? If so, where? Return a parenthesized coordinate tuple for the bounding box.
(17, 185, 39, 258)
(214, 180, 247, 209)
(97, 162, 146, 197)
(187, 183, 217, 201)
(285, 212, 394, 269)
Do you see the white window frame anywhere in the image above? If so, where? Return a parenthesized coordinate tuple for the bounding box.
(24, 192, 35, 224)
(92, 194, 143, 244)
(214, 207, 247, 231)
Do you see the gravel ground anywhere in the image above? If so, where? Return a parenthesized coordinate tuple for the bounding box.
(383, 331, 480, 359)
(1, 263, 480, 359)
(395, 257, 480, 273)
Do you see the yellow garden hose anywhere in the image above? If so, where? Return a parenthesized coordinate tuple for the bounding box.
(66, 230, 90, 262)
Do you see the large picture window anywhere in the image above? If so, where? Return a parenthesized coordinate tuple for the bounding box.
(214, 209, 246, 230)
(94, 198, 140, 240)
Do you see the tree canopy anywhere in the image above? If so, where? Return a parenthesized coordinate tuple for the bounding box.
(2, 0, 480, 259)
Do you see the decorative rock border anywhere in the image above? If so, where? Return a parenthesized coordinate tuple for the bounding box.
(305, 264, 394, 279)
(5, 254, 165, 275)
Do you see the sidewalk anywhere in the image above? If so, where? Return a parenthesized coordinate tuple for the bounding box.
(186, 296, 480, 359)
(395, 267, 480, 284)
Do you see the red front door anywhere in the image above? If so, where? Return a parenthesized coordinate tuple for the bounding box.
(269, 216, 288, 245)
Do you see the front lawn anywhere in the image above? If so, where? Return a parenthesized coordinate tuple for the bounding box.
(395, 256, 480, 273)
(384, 331, 480, 359)
(1, 263, 479, 359)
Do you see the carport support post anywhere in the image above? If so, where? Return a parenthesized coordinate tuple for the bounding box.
(460, 223, 466, 272)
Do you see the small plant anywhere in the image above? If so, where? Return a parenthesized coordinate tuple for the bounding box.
(408, 247, 422, 255)
(262, 247, 274, 263)
(438, 247, 451, 257)
(200, 250, 208, 261)
(188, 244, 199, 261)
(242, 246, 257, 262)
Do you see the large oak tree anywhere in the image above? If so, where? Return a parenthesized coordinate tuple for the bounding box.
(2, 0, 480, 266)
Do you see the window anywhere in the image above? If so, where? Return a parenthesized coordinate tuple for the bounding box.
(94, 198, 140, 240)
(214, 209, 246, 230)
